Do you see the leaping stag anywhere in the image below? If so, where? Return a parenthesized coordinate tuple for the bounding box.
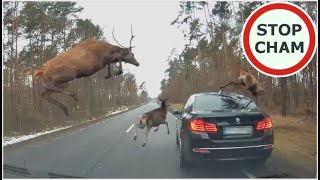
(33, 26, 139, 116)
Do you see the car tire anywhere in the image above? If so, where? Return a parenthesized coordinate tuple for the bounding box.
(179, 137, 192, 169)
(180, 148, 191, 169)
(176, 131, 179, 146)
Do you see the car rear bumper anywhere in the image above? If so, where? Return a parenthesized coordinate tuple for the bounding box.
(191, 144, 273, 161)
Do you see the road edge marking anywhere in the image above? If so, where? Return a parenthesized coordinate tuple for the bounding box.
(68, 132, 76, 135)
(168, 112, 177, 119)
(126, 124, 135, 133)
(53, 136, 63, 141)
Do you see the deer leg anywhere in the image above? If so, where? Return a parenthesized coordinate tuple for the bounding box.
(115, 60, 123, 75)
(47, 83, 78, 102)
(41, 90, 69, 116)
(220, 81, 244, 89)
(104, 64, 112, 79)
(142, 125, 152, 147)
(165, 121, 170, 135)
(134, 119, 147, 140)
(133, 124, 142, 141)
(57, 83, 79, 101)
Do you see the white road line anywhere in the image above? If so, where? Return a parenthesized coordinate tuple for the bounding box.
(53, 136, 63, 141)
(242, 169, 256, 178)
(169, 113, 177, 119)
(126, 124, 135, 133)
(68, 132, 76, 135)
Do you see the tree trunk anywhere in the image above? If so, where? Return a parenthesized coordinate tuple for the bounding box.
(204, 3, 221, 85)
(280, 78, 288, 116)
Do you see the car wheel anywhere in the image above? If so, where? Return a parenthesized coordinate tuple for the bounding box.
(179, 145, 188, 168)
(179, 137, 192, 169)
(176, 131, 179, 146)
(180, 155, 190, 168)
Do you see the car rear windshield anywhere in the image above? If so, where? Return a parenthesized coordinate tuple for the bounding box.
(194, 94, 257, 111)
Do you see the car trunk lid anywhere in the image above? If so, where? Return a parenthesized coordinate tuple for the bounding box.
(192, 110, 265, 140)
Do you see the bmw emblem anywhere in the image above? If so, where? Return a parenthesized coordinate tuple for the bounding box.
(236, 117, 240, 124)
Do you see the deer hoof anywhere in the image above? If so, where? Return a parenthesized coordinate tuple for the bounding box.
(154, 129, 158, 132)
(142, 143, 146, 147)
(133, 136, 137, 141)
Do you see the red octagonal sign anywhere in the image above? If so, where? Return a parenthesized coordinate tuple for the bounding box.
(242, 2, 317, 77)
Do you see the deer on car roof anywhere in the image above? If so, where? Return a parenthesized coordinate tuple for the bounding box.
(220, 70, 265, 105)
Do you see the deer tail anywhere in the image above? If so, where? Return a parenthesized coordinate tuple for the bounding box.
(139, 114, 150, 129)
(32, 69, 43, 90)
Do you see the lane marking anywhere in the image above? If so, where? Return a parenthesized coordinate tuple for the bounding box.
(126, 124, 135, 133)
(53, 136, 63, 141)
(242, 169, 256, 178)
(68, 132, 76, 135)
(169, 112, 178, 119)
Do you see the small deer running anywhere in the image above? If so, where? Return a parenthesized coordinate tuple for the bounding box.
(33, 26, 139, 116)
(133, 97, 170, 147)
(220, 70, 264, 105)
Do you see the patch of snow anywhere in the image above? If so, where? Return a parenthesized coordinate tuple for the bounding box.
(111, 110, 122, 115)
(104, 106, 128, 117)
(88, 117, 97, 121)
(3, 126, 72, 147)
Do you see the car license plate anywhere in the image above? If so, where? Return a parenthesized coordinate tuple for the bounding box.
(223, 126, 253, 135)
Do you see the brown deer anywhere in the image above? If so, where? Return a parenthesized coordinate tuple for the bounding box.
(33, 26, 139, 116)
(133, 97, 169, 147)
(220, 70, 264, 105)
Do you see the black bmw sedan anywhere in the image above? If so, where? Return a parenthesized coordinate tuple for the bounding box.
(174, 92, 274, 168)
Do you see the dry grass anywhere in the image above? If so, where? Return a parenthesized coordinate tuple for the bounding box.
(270, 113, 317, 175)
(271, 114, 317, 158)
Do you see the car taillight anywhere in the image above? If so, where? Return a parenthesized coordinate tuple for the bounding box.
(190, 119, 217, 132)
(256, 117, 273, 130)
(193, 148, 210, 153)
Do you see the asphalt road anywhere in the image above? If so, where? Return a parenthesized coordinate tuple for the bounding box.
(3, 102, 316, 178)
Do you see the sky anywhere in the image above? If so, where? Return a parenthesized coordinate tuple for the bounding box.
(77, 1, 187, 98)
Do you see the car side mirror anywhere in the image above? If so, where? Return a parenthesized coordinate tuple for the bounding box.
(173, 110, 182, 115)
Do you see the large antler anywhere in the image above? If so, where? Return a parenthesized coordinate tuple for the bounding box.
(112, 26, 126, 48)
(129, 24, 136, 49)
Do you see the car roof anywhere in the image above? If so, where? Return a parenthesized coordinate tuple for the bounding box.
(192, 91, 250, 100)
